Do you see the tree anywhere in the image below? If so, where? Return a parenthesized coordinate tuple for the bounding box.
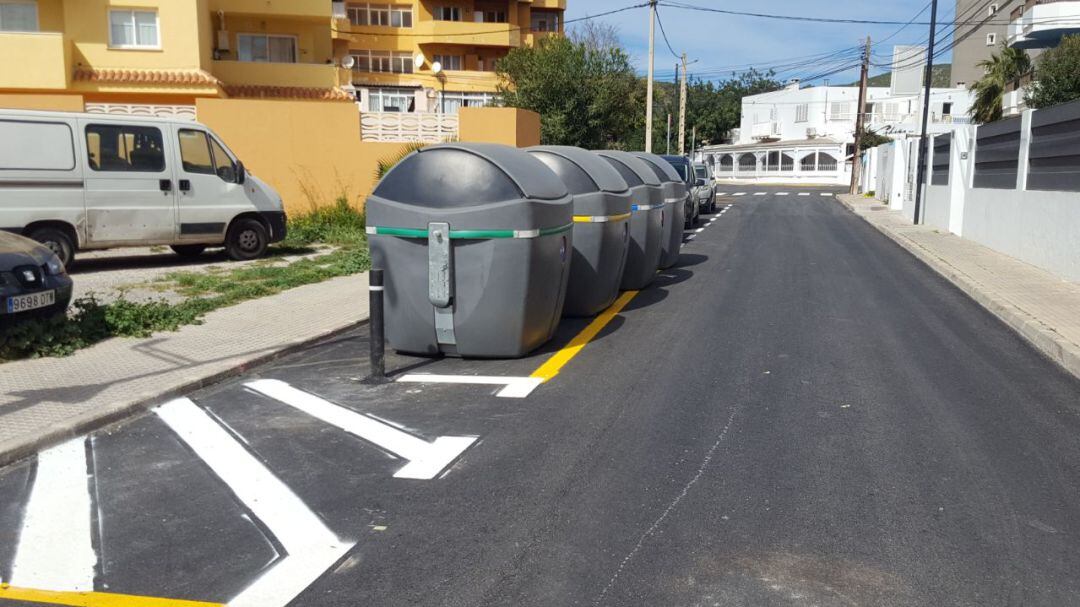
(859, 130, 892, 151)
(1027, 35, 1080, 109)
(496, 34, 638, 148)
(968, 45, 1031, 123)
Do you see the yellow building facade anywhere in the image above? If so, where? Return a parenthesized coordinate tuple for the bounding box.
(0, 0, 565, 114)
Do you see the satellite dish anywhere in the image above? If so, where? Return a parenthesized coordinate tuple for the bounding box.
(341, 55, 355, 69)
(414, 53, 425, 69)
(431, 61, 442, 74)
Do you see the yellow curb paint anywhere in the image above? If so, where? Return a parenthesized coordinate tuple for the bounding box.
(0, 585, 223, 607)
(530, 290, 639, 382)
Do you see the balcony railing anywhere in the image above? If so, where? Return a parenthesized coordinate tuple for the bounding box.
(413, 20, 521, 48)
(211, 60, 340, 89)
(0, 32, 69, 90)
(360, 111, 459, 143)
(85, 103, 197, 121)
(211, 0, 330, 19)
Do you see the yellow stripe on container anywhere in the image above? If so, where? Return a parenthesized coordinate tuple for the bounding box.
(571, 213, 632, 224)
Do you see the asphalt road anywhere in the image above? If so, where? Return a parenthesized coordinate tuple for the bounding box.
(3, 186, 1080, 607)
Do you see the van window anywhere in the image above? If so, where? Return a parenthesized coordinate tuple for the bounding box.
(209, 137, 237, 182)
(0, 120, 75, 170)
(178, 129, 214, 175)
(694, 166, 707, 179)
(85, 124, 165, 172)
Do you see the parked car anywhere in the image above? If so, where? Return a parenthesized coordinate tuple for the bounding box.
(0, 230, 72, 322)
(0, 109, 287, 266)
(659, 155, 700, 228)
(693, 163, 717, 213)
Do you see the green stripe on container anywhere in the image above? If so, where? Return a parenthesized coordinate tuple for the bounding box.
(369, 222, 572, 240)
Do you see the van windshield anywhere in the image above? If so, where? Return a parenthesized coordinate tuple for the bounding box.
(695, 166, 707, 179)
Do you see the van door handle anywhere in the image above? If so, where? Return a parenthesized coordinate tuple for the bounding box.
(179, 179, 191, 192)
(159, 179, 172, 192)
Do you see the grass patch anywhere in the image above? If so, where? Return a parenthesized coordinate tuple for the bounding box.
(0, 197, 371, 362)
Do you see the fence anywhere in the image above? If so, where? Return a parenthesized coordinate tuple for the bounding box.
(972, 117, 1022, 189)
(931, 133, 951, 186)
(1027, 99, 1080, 191)
(360, 111, 459, 143)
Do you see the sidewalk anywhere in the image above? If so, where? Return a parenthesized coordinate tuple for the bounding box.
(837, 194, 1080, 381)
(0, 273, 369, 467)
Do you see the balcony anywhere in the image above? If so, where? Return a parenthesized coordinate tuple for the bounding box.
(414, 20, 521, 48)
(751, 121, 781, 141)
(1008, 0, 1080, 48)
(0, 32, 70, 90)
(526, 0, 568, 9)
(211, 60, 340, 89)
(209, 0, 331, 20)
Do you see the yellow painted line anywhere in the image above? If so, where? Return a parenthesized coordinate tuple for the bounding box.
(530, 290, 639, 382)
(0, 585, 222, 607)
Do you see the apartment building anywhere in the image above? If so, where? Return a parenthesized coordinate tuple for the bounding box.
(951, 0, 1019, 89)
(0, 0, 565, 119)
(1003, 0, 1080, 114)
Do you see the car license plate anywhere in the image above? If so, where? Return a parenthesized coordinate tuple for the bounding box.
(6, 290, 55, 314)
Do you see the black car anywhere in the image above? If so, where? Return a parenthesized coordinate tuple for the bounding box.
(659, 155, 700, 228)
(0, 231, 73, 322)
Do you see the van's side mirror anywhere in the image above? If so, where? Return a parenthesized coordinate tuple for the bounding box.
(695, 178, 706, 187)
(236, 161, 246, 184)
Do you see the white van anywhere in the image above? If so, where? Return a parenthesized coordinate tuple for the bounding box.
(0, 109, 286, 265)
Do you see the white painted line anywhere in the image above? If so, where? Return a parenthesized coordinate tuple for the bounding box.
(733, 192, 747, 196)
(156, 398, 354, 607)
(694, 227, 705, 233)
(708, 217, 717, 223)
(776, 192, 789, 196)
(10, 438, 96, 593)
(246, 379, 477, 479)
(753, 192, 766, 196)
(686, 234, 696, 241)
(820, 192, 833, 196)
(396, 373, 542, 399)
(716, 192, 727, 196)
(798, 192, 810, 196)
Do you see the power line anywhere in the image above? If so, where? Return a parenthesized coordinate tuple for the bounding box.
(654, 6, 681, 60)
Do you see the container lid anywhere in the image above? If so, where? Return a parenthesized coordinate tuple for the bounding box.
(634, 152, 683, 183)
(594, 150, 662, 187)
(374, 142, 569, 208)
(526, 146, 630, 195)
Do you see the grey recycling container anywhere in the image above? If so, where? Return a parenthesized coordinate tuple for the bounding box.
(634, 152, 687, 269)
(593, 150, 665, 290)
(366, 143, 574, 358)
(526, 146, 632, 317)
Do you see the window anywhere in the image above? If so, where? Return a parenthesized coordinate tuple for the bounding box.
(942, 102, 953, 116)
(439, 91, 497, 113)
(108, 9, 159, 49)
(530, 11, 559, 32)
(348, 4, 412, 26)
(478, 9, 506, 23)
(367, 87, 416, 112)
(986, 33, 997, 46)
(694, 166, 707, 179)
(795, 103, 809, 123)
(351, 50, 412, 73)
(390, 5, 412, 27)
(178, 129, 238, 181)
(830, 101, 852, 120)
(0, 2, 38, 32)
(435, 7, 461, 21)
(238, 34, 297, 63)
(85, 124, 165, 172)
(433, 54, 462, 70)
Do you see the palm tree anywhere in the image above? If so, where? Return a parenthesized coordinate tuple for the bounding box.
(968, 45, 1032, 123)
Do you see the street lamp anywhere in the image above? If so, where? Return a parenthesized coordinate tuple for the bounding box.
(431, 61, 446, 113)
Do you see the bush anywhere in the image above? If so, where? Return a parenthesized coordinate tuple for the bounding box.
(282, 196, 367, 248)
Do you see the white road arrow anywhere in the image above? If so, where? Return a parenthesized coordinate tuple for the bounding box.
(245, 379, 477, 480)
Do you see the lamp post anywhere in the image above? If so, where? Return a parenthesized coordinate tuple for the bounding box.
(432, 61, 445, 113)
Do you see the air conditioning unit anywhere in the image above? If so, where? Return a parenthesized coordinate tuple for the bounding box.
(806, 127, 818, 138)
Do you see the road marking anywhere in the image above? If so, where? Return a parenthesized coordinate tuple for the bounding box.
(530, 290, 638, 383)
(776, 192, 789, 196)
(10, 438, 96, 593)
(798, 192, 810, 196)
(686, 234, 696, 241)
(395, 374, 543, 398)
(715, 192, 727, 196)
(753, 192, 766, 196)
(821, 192, 833, 196)
(246, 379, 477, 479)
(156, 398, 354, 607)
(694, 227, 705, 233)
(0, 585, 224, 607)
(733, 192, 747, 196)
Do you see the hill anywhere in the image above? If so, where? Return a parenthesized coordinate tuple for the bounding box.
(846, 64, 952, 88)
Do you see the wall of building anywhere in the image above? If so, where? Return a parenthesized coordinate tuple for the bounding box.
(459, 107, 540, 147)
(951, 0, 1017, 88)
(63, 0, 210, 71)
(0, 93, 84, 111)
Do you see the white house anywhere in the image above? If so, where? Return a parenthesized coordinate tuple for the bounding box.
(699, 79, 975, 185)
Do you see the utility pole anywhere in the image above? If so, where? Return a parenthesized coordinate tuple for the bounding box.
(912, 0, 939, 225)
(669, 62, 678, 154)
(678, 53, 689, 156)
(645, 0, 657, 153)
(849, 36, 871, 196)
(690, 126, 696, 160)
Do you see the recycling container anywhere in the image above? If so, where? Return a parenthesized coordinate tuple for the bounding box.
(634, 152, 688, 269)
(593, 150, 665, 290)
(366, 143, 574, 358)
(526, 146, 632, 317)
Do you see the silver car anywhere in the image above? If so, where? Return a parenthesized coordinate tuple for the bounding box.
(692, 163, 717, 214)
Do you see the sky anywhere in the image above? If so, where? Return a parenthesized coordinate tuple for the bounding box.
(564, 0, 955, 86)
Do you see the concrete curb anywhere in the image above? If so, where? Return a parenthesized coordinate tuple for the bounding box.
(0, 319, 366, 469)
(836, 194, 1080, 382)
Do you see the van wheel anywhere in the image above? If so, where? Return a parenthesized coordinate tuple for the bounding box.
(171, 244, 207, 257)
(28, 227, 75, 266)
(225, 218, 269, 261)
